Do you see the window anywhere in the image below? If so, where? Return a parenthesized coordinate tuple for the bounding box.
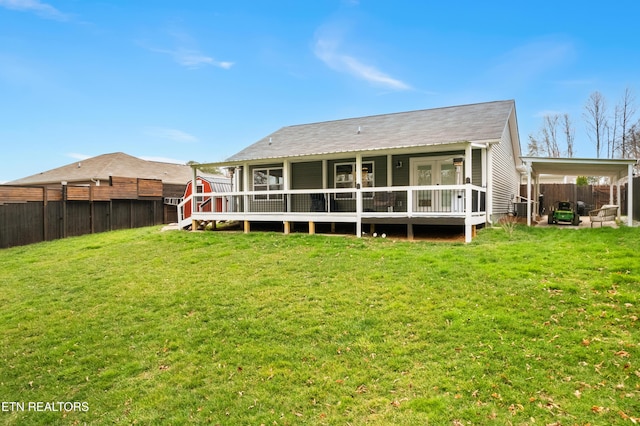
(253, 167, 283, 200)
(334, 161, 374, 199)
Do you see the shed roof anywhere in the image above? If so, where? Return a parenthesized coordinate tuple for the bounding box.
(226, 100, 517, 162)
(8, 152, 194, 186)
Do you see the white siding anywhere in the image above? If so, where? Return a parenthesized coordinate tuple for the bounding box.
(491, 111, 520, 218)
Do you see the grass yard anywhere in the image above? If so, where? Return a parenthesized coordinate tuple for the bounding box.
(0, 224, 638, 425)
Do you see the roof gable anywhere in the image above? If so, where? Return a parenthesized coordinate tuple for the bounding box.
(227, 100, 516, 162)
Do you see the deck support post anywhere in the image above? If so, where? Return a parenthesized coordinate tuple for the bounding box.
(284, 221, 291, 235)
(244, 220, 250, 234)
(192, 219, 198, 231)
(407, 223, 414, 241)
(308, 221, 315, 235)
(370, 223, 376, 235)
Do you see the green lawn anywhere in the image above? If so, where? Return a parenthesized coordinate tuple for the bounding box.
(0, 225, 638, 425)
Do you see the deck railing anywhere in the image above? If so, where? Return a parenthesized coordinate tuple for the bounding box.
(178, 185, 486, 227)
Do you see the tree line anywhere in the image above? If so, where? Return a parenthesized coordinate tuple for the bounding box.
(527, 87, 639, 159)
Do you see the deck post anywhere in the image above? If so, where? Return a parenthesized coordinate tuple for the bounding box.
(192, 219, 198, 230)
(284, 221, 290, 235)
(356, 153, 363, 237)
(407, 223, 414, 240)
(244, 220, 250, 234)
(309, 221, 315, 235)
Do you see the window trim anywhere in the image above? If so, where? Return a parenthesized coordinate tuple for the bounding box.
(252, 167, 284, 201)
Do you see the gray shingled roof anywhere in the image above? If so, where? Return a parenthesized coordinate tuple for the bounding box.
(8, 152, 194, 186)
(227, 100, 516, 162)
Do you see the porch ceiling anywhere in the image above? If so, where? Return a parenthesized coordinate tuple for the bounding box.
(521, 157, 637, 180)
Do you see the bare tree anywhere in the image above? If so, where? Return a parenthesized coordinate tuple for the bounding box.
(526, 134, 542, 156)
(528, 114, 562, 157)
(562, 113, 575, 157)
(617, 87, 636, 158)
(583, 91, 607, 158)
(627, 120, 640, 160)
(607, 108, 618, 158)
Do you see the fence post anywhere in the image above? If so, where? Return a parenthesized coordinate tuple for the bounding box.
(89, 184, 95, 234)
(61, 182, 68, 239)
(42, 186, 48, 242)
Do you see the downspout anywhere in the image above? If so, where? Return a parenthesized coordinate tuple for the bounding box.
(627, 163, 634, 226)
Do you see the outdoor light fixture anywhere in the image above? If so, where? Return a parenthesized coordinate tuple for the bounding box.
(453, 157, 464, 166)
(395, 160, 403, 168)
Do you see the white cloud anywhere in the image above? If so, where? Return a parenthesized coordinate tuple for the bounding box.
(0, 0, 70, 21)
(313, 23, 410, 91)
(144, 127, 199, 143)
(138, 28, 233, 70)
(149, 46, 234, 70)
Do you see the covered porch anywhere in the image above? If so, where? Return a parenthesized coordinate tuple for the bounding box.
(179, 142, 492, 242)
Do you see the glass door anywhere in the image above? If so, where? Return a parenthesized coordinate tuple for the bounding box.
(411, 158, 462, 212)
(413, 161, 433, 212)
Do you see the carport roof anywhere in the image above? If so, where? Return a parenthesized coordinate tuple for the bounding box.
(520, 157, 637, 180)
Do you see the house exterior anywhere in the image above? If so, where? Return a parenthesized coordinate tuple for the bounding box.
(180, 100, 522, 242)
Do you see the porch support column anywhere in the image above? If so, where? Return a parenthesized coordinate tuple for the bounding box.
(535, 174, 541, 217)
(486, 143, 493, 223)
(464, 143, 473, 243)
(191, 166, 198, 231)
(322, 160, 328, 189)
(387, 154, 393, 186)
(610, 178, 614, 205)
(526, 162, 532, 227)
(627, 164, 634, 226)
(283, 159, 291, 213)
(243, 162, 250, 214)
(356, 153, 363, 237)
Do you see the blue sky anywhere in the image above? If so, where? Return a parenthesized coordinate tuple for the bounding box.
(1, 0, 639, 183)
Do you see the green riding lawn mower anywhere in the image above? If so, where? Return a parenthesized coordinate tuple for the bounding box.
(547, 201, 582, 226)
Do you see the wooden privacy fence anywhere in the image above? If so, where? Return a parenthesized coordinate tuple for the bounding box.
(0, 177, 165, 249)
(520, 183, 631, 216)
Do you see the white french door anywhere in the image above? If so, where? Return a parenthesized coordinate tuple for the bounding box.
(411, 158, 460, 212)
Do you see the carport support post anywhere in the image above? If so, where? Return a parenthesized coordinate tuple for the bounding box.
(616, 180, 621, 219)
